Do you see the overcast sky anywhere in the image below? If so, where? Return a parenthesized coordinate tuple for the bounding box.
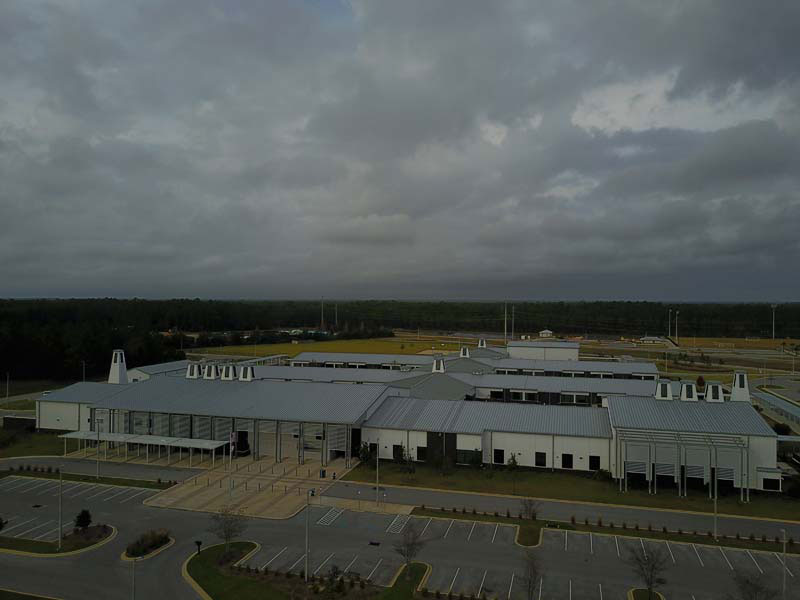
(1, 1, 799, 301)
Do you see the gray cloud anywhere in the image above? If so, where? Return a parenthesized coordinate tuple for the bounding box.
(1, 0, 799, 301)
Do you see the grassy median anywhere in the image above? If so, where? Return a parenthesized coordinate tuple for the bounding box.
(0, 432, 66, 459)
(0, 525, 112, 554)
(0, 469, 174, 489)
(346, 462, 800, 522)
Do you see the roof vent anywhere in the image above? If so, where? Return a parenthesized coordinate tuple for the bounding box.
(730, 371, 750, 402)
(655, 380, 673, 401)
(460, 346, 470, 358)
(432, 358, 445, 373)
(185, 363, 200, 379)
(108, 350, 128, 385)
(239, 366, 255, 382)
(705, 383, 724, 403)
(679, 382, 697, 402)
(478, 339, 487, 348)
(221, 365, 238, 381)
(203, 364, 219, 380)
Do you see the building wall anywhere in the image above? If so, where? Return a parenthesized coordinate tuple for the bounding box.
(126, 369, 151, 383)
(37, 401, 88, 431)
(488, 432, 610, 470)
(507, 346, 579, 361)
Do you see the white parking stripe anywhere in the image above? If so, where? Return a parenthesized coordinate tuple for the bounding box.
(314, 552, 335, 575)
(15, 520, 54, 538)
(598, 582, 603, 600)
(564, 530, 568, 551)
(366, 558, 382, 581)
(119, 489, 150, 503)
(4, 516, 20, 523)
(477, 570, 487, 597)
(0, 477, 23, 489)
(5, 479, 39, 491)
(774, 553, 795, 578)
(448, 567, 460, 593)
(41, 483, 69, 495)
(692, 544, 705, 567)
(343, 555, 358, 574)
(35, 524, 67, 541)
(720, 547, 733, 570)
(86, 486, 114, 499)
(2, 518, 37, 533)
(537, 576, 543, 600)
(421, 518, 432, 537)
(261, 547, 287, 569)
(491, 523, 499, 543)
(22, 480, 54, 493)
(288, 553, 306, 572)
(747, 550, 763, 574)
(665, 540, 675, 563)
(443, 519, 454, 539)
(507, 572, 514, 600)
(590, 532, 593, 554)
(67, 484, 97, 497)
(614, 535, 620, 557)
(640, 538, 647, 559)
(104, 488, 134, 501)
(467, 522, 476, 541)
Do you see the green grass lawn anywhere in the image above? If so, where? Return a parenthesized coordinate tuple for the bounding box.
(195, 337, 462, 358)
(0, 469, 173, 489)
(187, 542, 288, 600)
(346, 462, 800, 522)
(379, 563, 426, 599)
(0, 399, 35, 411)
(0, 380, 69, 399)
(0, 525, 112, 554)
(0, 432, 65, 458)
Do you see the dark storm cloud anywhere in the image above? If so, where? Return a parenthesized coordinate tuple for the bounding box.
(1, 0, 799, 300)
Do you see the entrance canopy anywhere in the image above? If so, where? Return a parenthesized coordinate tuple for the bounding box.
(59, 430, 226, 450)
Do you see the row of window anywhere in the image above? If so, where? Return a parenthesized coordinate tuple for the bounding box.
(494, 369, 656, 381)
(397, 443, 601, 471)
(488, 390, 594, 405)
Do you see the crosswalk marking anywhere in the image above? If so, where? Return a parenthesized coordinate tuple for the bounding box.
(386, 514, 410, 534)
(317, 507, 344, 526)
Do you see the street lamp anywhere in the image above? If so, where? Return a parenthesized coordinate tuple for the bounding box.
(94, 416, 104, 480)
(375, 438, 380, 506)
(57, 464, 63, 551)
(357, 489, 361, 511)
(305, 488, 314, 583)
(131, 555, 140, 600)
(668, 309, 672, 338)
(781, 528, 787, 600)
(772, 304, 778, 340)
(675, 311, 680, 345)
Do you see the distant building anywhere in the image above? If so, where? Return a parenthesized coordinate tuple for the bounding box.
(538, 329, 553, 338)
(639, 336, 663, 345)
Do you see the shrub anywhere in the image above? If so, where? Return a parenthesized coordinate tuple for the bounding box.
(494, 511, 498, 517)
(647, 524, 652, 532)
(570, 516, 576, 525)
(622, 522, 627, 529)
(597, 517, 603, 527)
(349, 579, 355, 588)
(421, 588, 429, 597)
(761, 534, 766, 543)
(506, 509, 510, 518)
(312, 585, 319, 594)
(790, 538, 794, 545)
(472, 508, 476, 515)
(735, 533, 740, 540)
(126, 529, 171, 557)
(584, 518, 589, 526)
(634, 524, 639, 531)
(286, 571, 293, 579)
(774, 536, 780, 544)
(452, 507, 457, 513)
(678, 529, 682, 535)
(462, 507, 466, 514)
(157, 478, 161, 484)
(707, 531, 712, 538)
(359, 580, 365, 589)
(74, 509, 92, 531)
(435, 591, 441, 599)
(421, 504, 426, 510)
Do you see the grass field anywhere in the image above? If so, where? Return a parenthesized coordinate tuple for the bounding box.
(0, 380, 69, 399)
(195, 337, 468, 359)
(0, 432, 66, 459)
(0, 399, 35, 411)
(345, 462, 800, 522)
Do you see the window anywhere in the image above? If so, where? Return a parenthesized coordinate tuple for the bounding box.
(392, 444, 404, 461)
(763, 478, 780, 491)
(493, 448, 505, 464)
(416, 446, 427, 461)
(589, 455, 600, 471)
(738, 373, 746, 387)
(535, 452, 546, 467)
(574, 394, 590, 405)
(489, 390, 504, 400)
(711, 386, 720, 401)
(510, 390, 523, 401)
(686, 385, 694, 399)
(456, 449, 481, 465)
(561, 453, 573, 469)
(524, 392, 538, 402)
(659, 383, 669, 397)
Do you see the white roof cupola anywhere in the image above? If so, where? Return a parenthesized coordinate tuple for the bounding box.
(108, 350, 128, 384)
(239, 365, 255, 381)
(431, 357, 446, 373)
(655, 380, 673, 401)
(202, 364, 219, 380)
(705, 382, 724, 403)
(478, 339, 487, 349)
(730, 371, 750, 402)
(221, 365, 238, 381)
(459, 346, 470, 358)
(185, 363, 200, 379)
(679, 381, 697, 402)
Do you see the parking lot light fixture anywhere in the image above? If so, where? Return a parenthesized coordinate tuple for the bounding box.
(782, 528, 787, 600)
(57, 465, 63, 551)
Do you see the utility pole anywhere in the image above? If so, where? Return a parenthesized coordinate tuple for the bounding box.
(335, 304, 338, 329)
(94, 416, 103, 480)
(668, 309, 672, 338)
(58, 466, 63, 551)
(305, 490, 311, 582)
(82, 360, 86, 383)
(511, 305, 515, 341)
(782, 528, 787, 600)
(675, 310, 680, 345)
(772, 304, 778, 340)
(375, 438, 380, 507)
(504, 303, 508, 344)
(5, 372, 8, 399)
(131, 556, 137, 600)
(320, 298, 325, 330)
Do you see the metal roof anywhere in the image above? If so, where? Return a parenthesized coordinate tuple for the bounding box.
(473, 357, 659, 375)
(506, 340, 579, 349)
(132, 360, 190, 375)
(46, 378, 391, 425)
(385, 373, 475, 401)
(39, 382, 129, 404)
(364, 397, 612, 438)
(606, 395, 776, 437)
(449, 373, 656, 396)
(60, 430, 226, 450)
(250, 365, 408, 383)
(291, 352, 434, 366)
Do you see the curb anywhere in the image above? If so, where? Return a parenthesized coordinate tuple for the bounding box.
(416, 561, 434, 592)
(181, 541, 259, 600)
(0, 525, 118, 558)
(341, 479, 800, 525)
(627, 589, 665, 600)
(120, 537, 176, 562)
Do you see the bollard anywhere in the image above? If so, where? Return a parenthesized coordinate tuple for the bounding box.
(258, 482, 261, 492)
(284, 485, 287, 494)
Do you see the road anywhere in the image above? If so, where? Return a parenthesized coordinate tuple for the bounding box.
(3, 472, 797, 600)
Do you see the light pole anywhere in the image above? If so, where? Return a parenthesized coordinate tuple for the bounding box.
(781, 528, 787, 600)
(675, 311, 680, 345)
(81, 360, 86, 382)
(131, 555, 138, 600)
(375, 438, 380, 506)
(94, 416, 104, 480)
(668, 309, 672, 338)
(305, 489, 312, 583)
(772, 304, 778, 340)
(357, 489, 361, 511)
(57, 465, 63, 551)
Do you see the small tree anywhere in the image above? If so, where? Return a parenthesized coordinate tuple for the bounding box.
(0, 516, 6, 533)
(393, 523, 426, 578)
(726, 571, 778, 600)
(626, 546, 670, 600)
(520, 499, 541, 521)
(696, 375, 706, 390)
(208, 505, 247, 556)
(507, 453, 519, 494)
(520, 550, 540, 600)
(75, 509, 92, 531)
(358, 442, 373, 464)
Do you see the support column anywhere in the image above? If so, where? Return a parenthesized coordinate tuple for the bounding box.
(346, 426, 351, 468)
(653, 444, 658, 494)
(298, 423, 304, 465)
(675, 442, 680, 497)
(708, 448, 713, 499)
(739, 447, 744, 503)
(647, 444, 652, 494)
(321, 423, 327, 467)
(275, 421, 282, 462)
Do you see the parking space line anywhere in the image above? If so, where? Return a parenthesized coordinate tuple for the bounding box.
(67, 485, 97, 497)
(448, 567, 460, 593)
(421, 518, 432, 537)
(35, 524, 67, 541)
(564, 530, 568, 551)
(590, 532, 593, 554)
(44, 483, 74, 496)
(443, 519, 454, 539)
(366, 558, 382, 581)
(665, 541, 675, 563)
(86, 486, 113, 499)
(598, 582, 603, 600)
(774, 553, 795, 578)
(692, 544, 705, 567)
(747, 550, 763, 574)
(386, 514, 402, 533)
(119, 489, 150, 503)
(314, 552, 335, 575)
(23, 480, 54, 493)
(1, 518, 36, 534)
(343, 555, 358, 574)
(288, 553, 306, 572)
(467, 522, 476, 541)
(491, 523, 499, 543)
(5, 479, 39, 492)
(614, 535, 620, 557)
(103, 488, 133, 501)
(720, 547, 733, 570)
(537, 577, 542, 600)
(569, 579, 572, 600)
(477, 570, 487, 597)
(261, 547, 287, 569)
(0, 477, 22, 489)
(4, 516, 20, 523)
(15, 520, 54, 539)
(640, 538, 646, 559)
(507, 572, 514, 600)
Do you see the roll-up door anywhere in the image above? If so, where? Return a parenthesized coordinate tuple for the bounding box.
(132, 412, 149, 435)
(171, 414, 191, 438)
(257, 420, 276, 458)
(152, 413, 169, 436)
(193, 416, 211, 439)
(327, 425, 347, 451)
(303, 423, 323, 452)
(213, 417, 233, 441)
(625, 461, 646, 475)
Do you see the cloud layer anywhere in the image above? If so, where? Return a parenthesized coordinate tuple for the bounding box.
(1, 0, 799, 300)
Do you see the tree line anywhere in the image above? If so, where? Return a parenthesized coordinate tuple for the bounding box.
(1, 299, 797, 381)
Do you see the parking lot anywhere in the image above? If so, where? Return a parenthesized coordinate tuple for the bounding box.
(0, 476, 159, 506)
